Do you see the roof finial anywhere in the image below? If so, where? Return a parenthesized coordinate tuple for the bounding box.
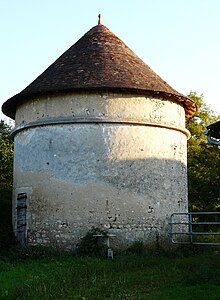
(98, 14, 101, 25)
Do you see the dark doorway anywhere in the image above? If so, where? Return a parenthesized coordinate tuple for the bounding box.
(16, 193, 27, 246)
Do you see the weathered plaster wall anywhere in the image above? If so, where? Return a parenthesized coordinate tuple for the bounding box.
(13, 92, 189, 248)
(15, 92, 187, 129)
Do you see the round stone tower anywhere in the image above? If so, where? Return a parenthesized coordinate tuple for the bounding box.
(2, 22, 196, 248)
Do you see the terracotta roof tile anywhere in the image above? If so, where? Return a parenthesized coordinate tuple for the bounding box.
(2, 24, 197, 119)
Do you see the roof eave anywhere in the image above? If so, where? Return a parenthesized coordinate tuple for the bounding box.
(2, 87, 197, 120)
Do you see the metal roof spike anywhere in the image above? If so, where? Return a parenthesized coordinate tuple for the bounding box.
(98, 14, 101, 25)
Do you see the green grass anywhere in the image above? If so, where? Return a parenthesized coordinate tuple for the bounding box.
(1, 189, 220, 299)
(0, 248, 220, 300)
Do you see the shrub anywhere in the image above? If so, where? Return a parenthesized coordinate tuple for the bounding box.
(76, 227, 108, 257)
(127, 241, 145, 255)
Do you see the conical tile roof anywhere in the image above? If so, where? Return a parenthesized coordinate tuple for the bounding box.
(2, 24, 196, 119)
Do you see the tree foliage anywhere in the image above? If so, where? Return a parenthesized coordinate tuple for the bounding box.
(186, 92, 220, 211)
(0, 120, 14, 189)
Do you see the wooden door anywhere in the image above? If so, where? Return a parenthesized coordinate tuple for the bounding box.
(16, 193, 27, 246)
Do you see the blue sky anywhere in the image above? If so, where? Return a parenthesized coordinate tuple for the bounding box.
(1, 0, 219, 122)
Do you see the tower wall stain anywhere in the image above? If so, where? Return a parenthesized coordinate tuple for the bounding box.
(12, 93, 189, 248)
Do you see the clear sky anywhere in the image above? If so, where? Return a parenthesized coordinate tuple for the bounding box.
(1, 0, 219, 122)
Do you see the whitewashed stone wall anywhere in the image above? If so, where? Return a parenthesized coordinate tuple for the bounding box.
(12, 92, 190, 248)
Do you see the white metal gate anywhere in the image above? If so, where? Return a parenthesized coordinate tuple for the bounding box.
(169, 212, 220, 245)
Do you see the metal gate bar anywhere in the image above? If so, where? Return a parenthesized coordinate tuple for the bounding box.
(169, 212, 220, 245)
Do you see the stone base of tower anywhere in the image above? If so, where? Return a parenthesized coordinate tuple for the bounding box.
(13, 155, 188, 249)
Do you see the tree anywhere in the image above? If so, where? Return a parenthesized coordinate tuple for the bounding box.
(0, 120, 14, 189)
(186, 92, 220, 211)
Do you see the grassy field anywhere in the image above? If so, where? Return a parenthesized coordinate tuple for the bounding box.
(1, 190, 220, 300)
(1, 248, 220, 300)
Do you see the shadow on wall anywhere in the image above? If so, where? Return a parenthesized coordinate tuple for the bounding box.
(14, 157, 188, 215)
(14, 124, 187, 196)
(13, 124, 188, 247)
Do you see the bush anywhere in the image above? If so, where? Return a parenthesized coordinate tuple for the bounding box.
(76, 227, 108, 257)
(127, 241, 145, 255)
(0, 189, 16, 249)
